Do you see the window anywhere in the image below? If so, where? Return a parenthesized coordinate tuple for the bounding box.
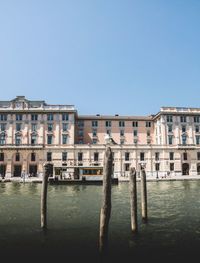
(62, 123, 68, 131)
(166, 115, 173, 123)
(0, 123, 6, 131)
(62, 134, 68, 144)
(140, 152, 145, 161)
(180, 116, 187, 123)
(31, 124, 37, 132)
(132, 121, 138, 127)
(182, 125, 186, 133)
(31, 153, 36, 162)
(147, 130, 151, 137)
(106, 129, 111, 136)
(47, 123, 53, 132)
(155, 152, 159, 161)
(16, 153, 20, 162)
(170, 163, 174, 171)
(125, 163, 130, 171)
(92, 129, 97, 137)
(133, 130, 138, 137)
(78, 129, 84, 137)
(125, 152, 130, 161)
(0, 114, 7, 121)
(183, 152, 187, 161)
(169, 152, 174, 160)
(168, 125, 173, 133)
(119, 121, 125, 127)
(92, 120, 98, 127)
(62, 152, 67, 161)
(120, 130, 124, 137)
(155, 163, 160, 171)
(16, 114, 22, 121)
(78, 120, 84, 127)
(196, 136, 200, 145)
(47, 114, 54, 121)
(15, 134, 21, 145)
(31, 135, 37, 145)
(78, 152, 83, 161)
(94, 152, 99, 162)
(62, 113, 69, 121)
(182, 135, 187, 145)
(197, 152, 200, 160)
(146, 122, 151, 128)
(168, 135, 173, 145)
(16, 123, 22, 131)
(0, 153, 4, 161)
(194, 116, 200, 123)
(47, 135, 53, 145)
(47, 152, 52, 162)
(31, 114, 38, 121)
(105, 121, 112, 127)
(0, 134, 5, 145)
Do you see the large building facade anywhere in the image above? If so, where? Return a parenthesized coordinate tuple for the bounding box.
(1, 96, 200, 179)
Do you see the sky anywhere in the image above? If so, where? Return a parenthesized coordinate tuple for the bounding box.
(0, 0, 200, 116)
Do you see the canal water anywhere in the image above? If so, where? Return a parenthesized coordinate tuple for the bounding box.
(1, 181, 200, 262)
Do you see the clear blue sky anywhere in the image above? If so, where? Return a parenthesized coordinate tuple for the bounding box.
(0, 0, 200, 116)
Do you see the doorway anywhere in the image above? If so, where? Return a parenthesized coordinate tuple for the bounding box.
(13, 165, 22, 177)
(29, 165, 37, 176)
(182, 163, 189, 175)
(0, 164, 6, 178)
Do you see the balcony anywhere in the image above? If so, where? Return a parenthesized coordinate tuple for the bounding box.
(177, 144, 196, 150)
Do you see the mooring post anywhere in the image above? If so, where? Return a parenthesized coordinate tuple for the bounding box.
(129, 167, 138, 233)
(141, 167, 148, 223)
(41, 164, 49, 229)
(99, 146, 113, 254)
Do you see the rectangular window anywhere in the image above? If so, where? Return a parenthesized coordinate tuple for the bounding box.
(0, 134, 5, 145)
(47, 135, 53, 145)
(47, 152, 52, 162)
(0, 114, 7, 121)
(47, 123, 53, 132)
(62, 113, 69, 121)
(31, 124, 37, 132)
(62, 134, 68, 144)
(155, 152, 159, 161)
(167, 115, 173, 123)
(169, 152, 174, 160)
(168, 125, 173, 133)
(16, 123, 22, 131)
(125, 163, 130, 171)
(92, 120, 98, 127)
(78, 152, 83, 161)
(146, 121, 151, 128)
(183, 152, 187, 161)
(133, 130, 138, 137)
(31, 135, 37, 145)
(105, 121, 112, 127)
(120, 130, 124, 136)
(16, 153, 20, 162)
(106, 129, 111, 136)
(125, 152, 130, 161)
(15, 135, 21, 145)
(78, 120, 84, 127)
(31, 114, 38, 121)
(16, 114, 22, 121)
(197, 152, 200, 160)
(155, 163, 160, 171)
(132, 121, 138, 127)
(31, 153, 36, 162)
(119, 121, 125, 127)
(62, 152, 67, 161)
(92, 129, 97, 137)
(180, 116, 187, 123)
(195, 126, 199, 133)
(182, 135, 187, 145)
(0, 153, 4, 161)
(196, 136, 200, 145)
(94, 152, 99, 162)
(47, 113, 54, 121)
(62, 123, 68, 131)
(194, 116, 200, 123)
(78, 129, 84, 137)
(170, 163, 174, 171)
(140, 152, 145, 161)
(182, 125, 186, 133)
(147, 130, 151, 137)
(168, 135, 173, 145)
(0, 123, 6, 131)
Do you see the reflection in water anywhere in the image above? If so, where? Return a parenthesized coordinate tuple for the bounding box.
(1, 181, 200, 261)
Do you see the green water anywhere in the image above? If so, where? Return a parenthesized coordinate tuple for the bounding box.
(1, 181, 200, 262)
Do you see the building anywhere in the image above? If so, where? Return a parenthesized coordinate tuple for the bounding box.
(0, 96, 200, 179)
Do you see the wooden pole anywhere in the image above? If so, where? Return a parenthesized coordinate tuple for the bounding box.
(41, 164, 49, 229)
(129, 167, 138, 233)
(141, 167, 148, 223)
(99, 146, 113, 254)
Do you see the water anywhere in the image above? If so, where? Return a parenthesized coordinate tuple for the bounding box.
(1, 181, 200, 262)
